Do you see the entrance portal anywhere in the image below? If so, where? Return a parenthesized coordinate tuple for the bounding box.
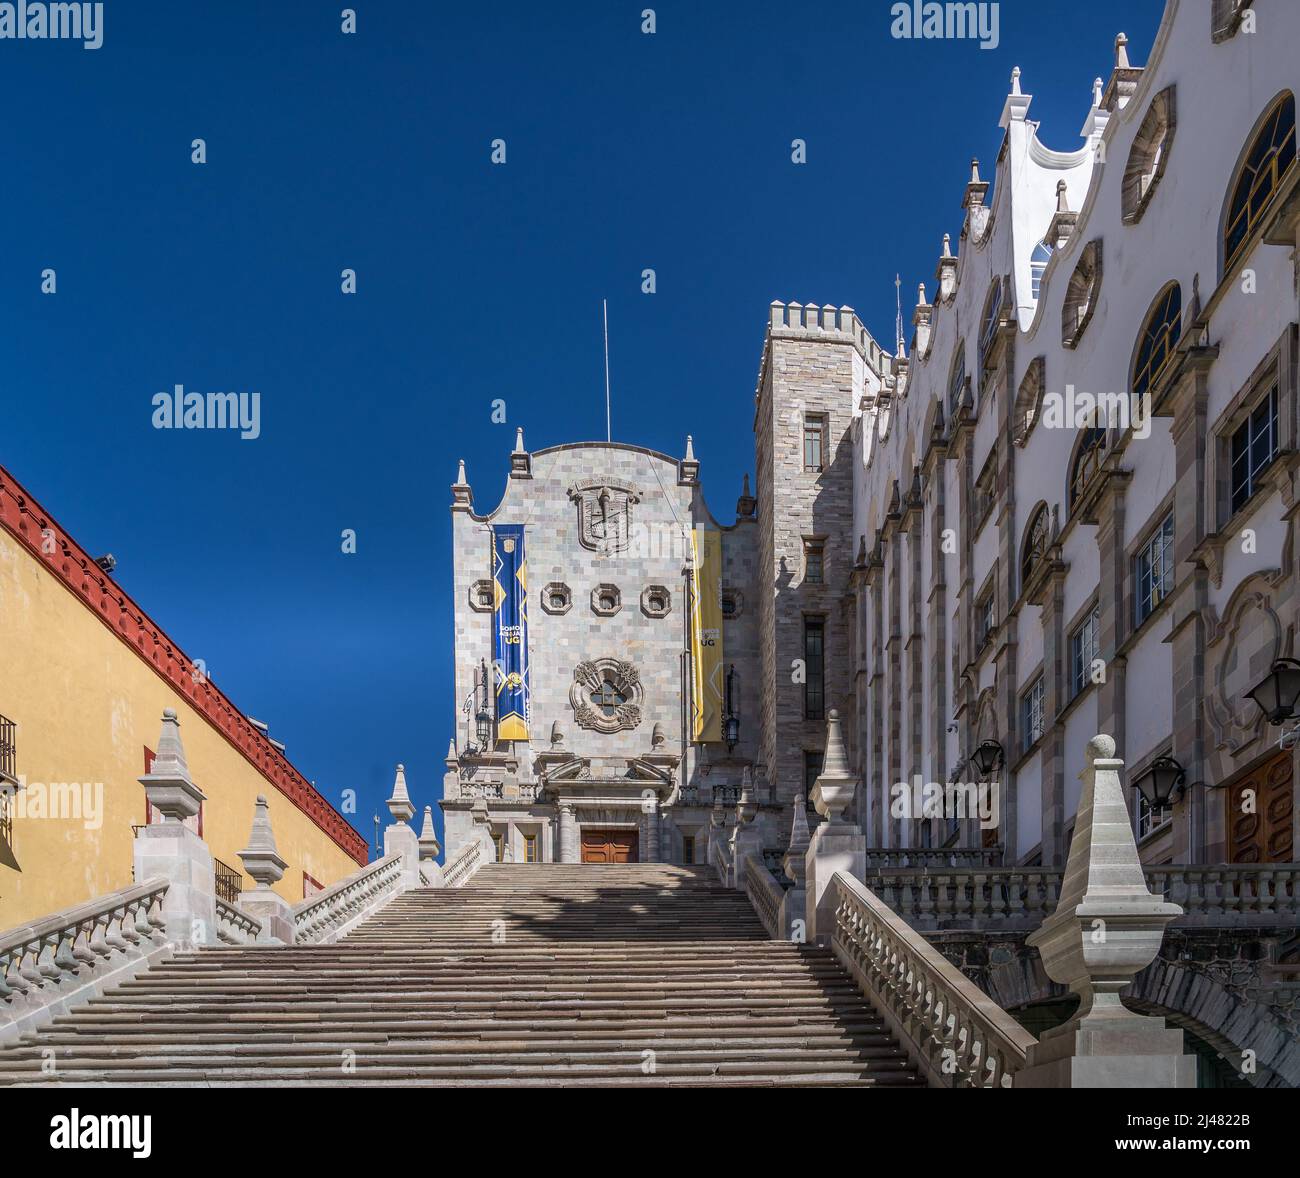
(581, 828, 639, 863)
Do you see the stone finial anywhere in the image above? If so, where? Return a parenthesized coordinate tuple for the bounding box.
(916, 282, 927, 308)
(1114, 32, 1129, 70)
(550, 720, 565, 748)
(935, 233, 958, 301)
(1027, 733, 1182, 1026)
(452, 458, 473, 508)
(139, 708, 206, 821)
(238, 794, 287, 887)
(737, 472, 756, 519)
(418, 805, 441, 861)
(810, 709, 858, 826)
(784, 792, 811, 886)
(1047, 179, 1079, 249)
(1010, 66, 1021, 95)
(679, 434, 700, 485)
(445, 738, 458, 767)
(1000, 66, 1033, 128)
(510, 427, 532, 478)
(387, 762, 415, 824)
(970, 158, 981, 185)
(1092, 77, 1103, 108)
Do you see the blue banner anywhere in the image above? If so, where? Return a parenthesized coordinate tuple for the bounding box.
(491, 524, 530, 741)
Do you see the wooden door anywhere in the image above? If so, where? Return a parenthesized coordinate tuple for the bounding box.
(1225, 748, 1294, 863)
(581, 829, 639, 863)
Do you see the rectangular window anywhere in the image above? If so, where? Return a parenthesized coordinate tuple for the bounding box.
(524, 832, 539, 863)
(1070, 604, 1101, 699)
(682, 835, 695, 864)
(1136, 791, 1171, 840)
(1230, 385, 1278, 514)
(1134, 513, 1175, 626)
(1021, 676, 1045, 753)
(803, 749, 824, 797)
(974, 453, 998, 529)
(802, 416, 825, 473)
(804, 540, 824, 585)
(803, 618, 825, 719)
(976, 592, 995, 650)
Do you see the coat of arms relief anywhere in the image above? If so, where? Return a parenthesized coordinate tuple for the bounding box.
(569, 479, 640, 556)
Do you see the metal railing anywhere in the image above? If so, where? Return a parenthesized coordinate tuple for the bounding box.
(0, 715, 15, 783)
(213, 858, 243, 906)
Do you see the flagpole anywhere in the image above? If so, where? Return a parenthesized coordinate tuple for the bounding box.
(603, 298, 612, 443)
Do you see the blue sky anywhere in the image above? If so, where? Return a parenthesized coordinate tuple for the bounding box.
(0, 0, 1164, 855)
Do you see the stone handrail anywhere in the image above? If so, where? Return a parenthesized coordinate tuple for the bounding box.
(741, 851, 783, 939)
(0, 878, 170, 1045)
(443, 839, 483, 888)
(215, 897, 263, 945)
(868, 864, 1300, 931)
(711, 837, 733, 888)
(830, 871, 1036, 1088)
(293, 852, 405, 944)
(864, 848, 1004, 870)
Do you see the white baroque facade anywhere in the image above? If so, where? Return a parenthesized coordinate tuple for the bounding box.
(850, 0, 1299, 869)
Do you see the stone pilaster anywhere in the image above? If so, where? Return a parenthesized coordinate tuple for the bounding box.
(1038, 566, 1068, 865)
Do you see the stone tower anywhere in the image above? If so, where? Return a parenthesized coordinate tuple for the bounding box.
(754, 302, 887, 805)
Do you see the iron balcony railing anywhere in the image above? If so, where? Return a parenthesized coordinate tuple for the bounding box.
(214, 858, 244, 906)
(0, 714, 15, 784)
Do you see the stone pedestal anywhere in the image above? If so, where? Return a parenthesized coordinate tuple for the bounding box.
(804, 823, 865, 943)
(133, 823, 217, 947)
(384, 822, 421, 887)
(1016, 734, 1195, 1088)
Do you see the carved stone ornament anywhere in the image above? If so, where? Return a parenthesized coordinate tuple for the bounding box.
(569, 479, 641, 556)
(571, 658, 644, 733)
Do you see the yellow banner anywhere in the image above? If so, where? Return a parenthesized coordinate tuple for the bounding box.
(689, 527, 724, 742)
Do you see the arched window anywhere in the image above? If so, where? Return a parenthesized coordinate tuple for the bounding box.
(1062, 239, 1102, 348)
(1012, 356, 1045, 447)
(1030, 241, 1053, 300)
(1132, 284, 1182, 403)
(1122, 87, 1176, 223)
(947, 348, 967, 418)
(1021, 505, 1050, 587)
(1224, 93, 1296, 269)
(1069, 427, 1107, 511)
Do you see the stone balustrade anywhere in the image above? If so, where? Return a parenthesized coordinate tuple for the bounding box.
(863, 847, 1004, 870)
(0, 879, 170, 1045)
(214, 897, 263, 945)
(442, 838, 483, 888)
(741, 851, 783, 939)
(866, 864, 1300, 932)
(293, 852, 406, 944)
(830, 871, 1037, 1087)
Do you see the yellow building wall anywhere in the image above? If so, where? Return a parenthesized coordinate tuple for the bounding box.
(0, 526, 362, 929)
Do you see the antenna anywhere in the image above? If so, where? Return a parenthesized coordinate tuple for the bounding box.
(895, 273, 904, 355)
(602, 298, 612, 443)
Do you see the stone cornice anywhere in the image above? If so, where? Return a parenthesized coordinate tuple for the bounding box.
(0, 462, 368, 866)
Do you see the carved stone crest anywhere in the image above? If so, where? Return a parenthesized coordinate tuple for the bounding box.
(571, 658, 644, 733)
(569, 479, 640, 555)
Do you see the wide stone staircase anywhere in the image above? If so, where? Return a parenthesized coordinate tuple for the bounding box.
(0, 863, 924, 1087)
